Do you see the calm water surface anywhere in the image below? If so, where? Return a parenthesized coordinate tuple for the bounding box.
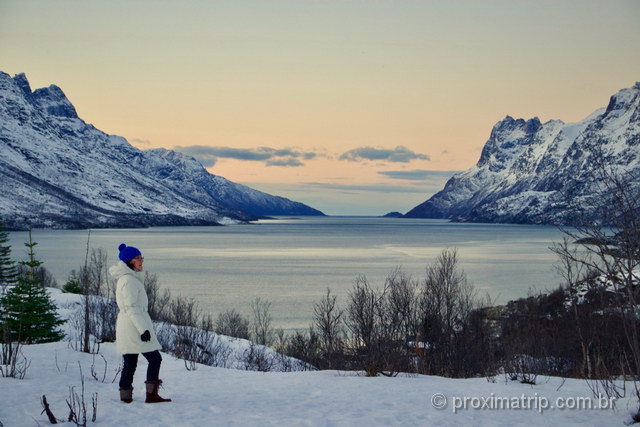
(9, 217, 567, 331)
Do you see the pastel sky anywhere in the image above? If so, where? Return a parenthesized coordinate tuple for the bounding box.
(1, 0, 639, 215)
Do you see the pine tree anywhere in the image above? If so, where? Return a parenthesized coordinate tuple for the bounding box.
(0, 230, 65, 344)
(0, 221, 18, 289)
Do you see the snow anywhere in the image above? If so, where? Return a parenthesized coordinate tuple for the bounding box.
(566, 269, 640, 307)
(0, 71, 322, 230)
(407, 81, 640, 224)
(0, 288, 635, 426)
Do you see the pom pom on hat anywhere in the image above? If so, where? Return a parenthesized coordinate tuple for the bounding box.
(118, 243, 142, 263)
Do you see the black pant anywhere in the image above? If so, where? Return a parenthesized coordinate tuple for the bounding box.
(119, 350, 162, 388)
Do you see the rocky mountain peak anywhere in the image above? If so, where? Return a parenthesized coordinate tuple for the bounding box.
(12, 73, 32, 96)
(478, 116, 543, 169)
(492, 115, 542, 134)
(405, 82, 640, 225)
(31, 84, 79, 119)
(604, 83, 640, 117)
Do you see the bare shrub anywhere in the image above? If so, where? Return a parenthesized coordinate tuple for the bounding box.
(345, 276, 410, 377)
(250, 298, 274, 346)
(66, 363, 97, 426)
(416, 248, 478, 377)
(85, 248, 111, 298)
(242, 342, 275, 372)
(65, 294, 116, 354)
(74, 247, 115, 353)
(144, 272, 171, 322)
(167, 296, 204, 369)
(90, 354, 110, 383)
(155, 323, 173, 354)
(385, 269, 418, 340)
(346, 277, 377, 353)
(1, 301, 24, 378)
(216, 309, 250, 339)
(88, 296, 118, 343)
(313, 289, 344, 369)
(461, 294, 498, 378)
(156, 298, 234, 370)
(0, 337, 29, 379)
(206, 334, 233, 369)
(503, 354, 542, 385)
(66, 310, 101, 355)
(275, 328, 320, 371)
(168, 295, 199, 327)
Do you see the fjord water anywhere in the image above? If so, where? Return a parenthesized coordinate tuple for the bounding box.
(9, 217, 566, 331)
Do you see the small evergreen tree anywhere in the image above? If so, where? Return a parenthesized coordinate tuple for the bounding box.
(0, 222, 18, 289)
(62, 270, 83, 294)
(0, 230, 65, 344)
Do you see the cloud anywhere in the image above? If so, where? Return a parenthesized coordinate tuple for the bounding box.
(266, 158, 304, 167)
(196, 157, 217, 167)
(173, 145, 319, 167)
(377, 170, 460, 181)
(176, 146, 271, 161)
(339, 145, 430, 163)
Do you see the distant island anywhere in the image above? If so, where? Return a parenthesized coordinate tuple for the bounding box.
(382, 212, 404, 218)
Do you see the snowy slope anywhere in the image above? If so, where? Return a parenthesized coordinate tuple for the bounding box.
(0, 72, 323, 230)
(143, 148, 324, 217)
(0, 288, 633, 426)
(405, 82, 640, 225)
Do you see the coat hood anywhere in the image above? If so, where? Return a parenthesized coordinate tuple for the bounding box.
(109, 261, 142, 281)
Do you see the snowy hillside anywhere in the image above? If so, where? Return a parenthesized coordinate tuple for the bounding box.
(143, 148, 324, 217)
(0, 72, 323, 230)
(0, 288, 634, 426)
(405, 82, 640, 225)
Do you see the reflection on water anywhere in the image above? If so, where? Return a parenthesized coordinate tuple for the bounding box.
(9, 217, 567, 331)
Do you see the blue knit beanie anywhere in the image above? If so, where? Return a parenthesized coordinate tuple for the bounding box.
(118, 243, 142, 263)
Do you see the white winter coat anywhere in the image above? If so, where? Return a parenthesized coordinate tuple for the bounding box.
(109, 261, 161, 355)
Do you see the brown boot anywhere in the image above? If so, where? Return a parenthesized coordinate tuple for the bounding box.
(145, 380, 172, 403)
(119, 386, 133, 403)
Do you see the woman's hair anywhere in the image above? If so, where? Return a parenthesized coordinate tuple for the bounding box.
(126, 261, 136, 271)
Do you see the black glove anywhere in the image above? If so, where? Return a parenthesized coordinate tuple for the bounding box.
(141, 330, 151, 342)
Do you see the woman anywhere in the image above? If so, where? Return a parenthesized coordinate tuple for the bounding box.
(109, 243, 171, 404)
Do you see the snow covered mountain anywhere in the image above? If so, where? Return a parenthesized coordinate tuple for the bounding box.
(0, 72, 323, 230)
(405, 82, 640, 225)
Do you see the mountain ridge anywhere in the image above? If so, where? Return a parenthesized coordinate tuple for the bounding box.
(404, 82, 640, 225)
(0, 72, 324, 230)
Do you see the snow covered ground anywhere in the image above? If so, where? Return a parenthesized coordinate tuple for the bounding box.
(0, 289, 636, 426)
